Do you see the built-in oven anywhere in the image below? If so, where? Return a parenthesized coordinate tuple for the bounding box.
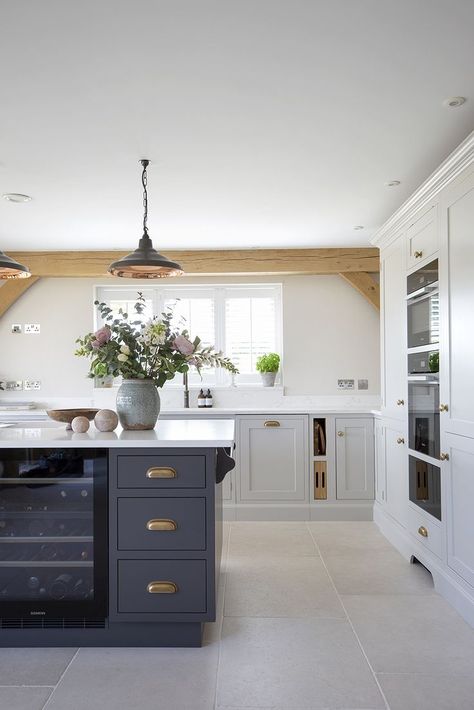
(0, 448, 107, 622)
(407, 259, 439, 349)
(408, 350, 440, 460)
(409, 455, 441, 521)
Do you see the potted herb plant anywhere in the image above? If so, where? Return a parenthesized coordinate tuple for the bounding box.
(76, 293, 238, 430)
(256, 352, 280, 387)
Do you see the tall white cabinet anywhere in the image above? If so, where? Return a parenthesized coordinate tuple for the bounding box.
(373, 131, 474, 627)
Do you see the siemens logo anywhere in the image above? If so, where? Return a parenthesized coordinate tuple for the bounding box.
(30, 611, 46, 616)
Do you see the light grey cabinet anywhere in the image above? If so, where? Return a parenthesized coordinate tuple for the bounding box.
(383, 422, 408, 527)
(374, 417, 386, 504)
(237, 416, 308, 502)
(444, 432, 474, 587)
(335, 418, 374, 500)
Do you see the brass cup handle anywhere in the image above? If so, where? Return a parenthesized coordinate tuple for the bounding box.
(264, 420, 280, 427)
(396, 437, 405, 445)
(337, 431, 344, 437)
(440, 452, 450, 461)
(439, 404, 449, 412)
(147, 581, 178, 594)
(414, 250, 423, 258)
(146, 466, 177, 479)
(146, 519, 177, 532)
(397, 399, 405, 406)
(418, 526, 428, 538)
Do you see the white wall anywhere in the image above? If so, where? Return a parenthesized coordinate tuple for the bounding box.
(0, 274, 380, 401)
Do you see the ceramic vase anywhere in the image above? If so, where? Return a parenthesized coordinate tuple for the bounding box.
(116, 379, 160, 430)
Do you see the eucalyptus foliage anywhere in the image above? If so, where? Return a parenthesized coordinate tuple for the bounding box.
(75, 292, 238, 388)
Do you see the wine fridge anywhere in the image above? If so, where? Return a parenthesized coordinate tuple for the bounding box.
(0, 448, 107, 621)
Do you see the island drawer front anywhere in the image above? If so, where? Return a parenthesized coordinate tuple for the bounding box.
(117, 497, 206, 551)
(116, 454, 206, 489)
(117, 559, 207, 614)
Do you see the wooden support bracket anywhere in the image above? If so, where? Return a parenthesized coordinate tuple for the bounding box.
(0, 277, 40, 319)
(338, 272, 380, 310)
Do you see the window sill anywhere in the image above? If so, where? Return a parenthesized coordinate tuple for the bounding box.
(93, 383, 284, 392)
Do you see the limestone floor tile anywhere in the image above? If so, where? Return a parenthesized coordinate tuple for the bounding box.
(342, 594, 474, 675)
(377, 672, 474, 710)
(229, 522, 318, 558)
(0, 648, 76, 686)
(216, 617, 385, 709)
(45, 646, 219, 710)
(322, 549, 435, 595)
(224, 555, 345, 618)
(307, 522, 393, 554)
(0, 686, 52, 710)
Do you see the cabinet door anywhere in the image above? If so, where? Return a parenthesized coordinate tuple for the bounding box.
(384, 422, 408, 527)
(238, 416, 307, 502)
(222, 470, 234, 502)
(375, 418, 386, 504)
(381, 236, 407, 421)
(406, 204, 438, 268)
(444, 433, 474, 587)
(439, 169, 474, 439)
(335, 418, 374, 500)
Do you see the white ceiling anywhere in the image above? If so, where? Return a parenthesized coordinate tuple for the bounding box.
(1, 0, 473, 252)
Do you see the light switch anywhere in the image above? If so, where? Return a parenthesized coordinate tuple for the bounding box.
(11, 324, 22, 334)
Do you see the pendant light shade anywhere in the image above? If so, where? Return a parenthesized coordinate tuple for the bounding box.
(0, 250, 31, 279)
(108, 160, 183, 279)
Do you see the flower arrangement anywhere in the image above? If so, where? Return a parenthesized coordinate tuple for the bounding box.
(75, 293, 238, 388)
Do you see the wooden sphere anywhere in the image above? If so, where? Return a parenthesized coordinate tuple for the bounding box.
(71, 416, 90, 433)
(94, 409, 119, 432)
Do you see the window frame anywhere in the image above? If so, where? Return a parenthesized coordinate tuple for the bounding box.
(94, 283, 283, 388)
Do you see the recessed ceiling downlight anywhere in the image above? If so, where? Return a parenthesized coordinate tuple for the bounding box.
(443, 96, 466, 108)
(2, 193, 32, 203)
(385, 180, 401, 187)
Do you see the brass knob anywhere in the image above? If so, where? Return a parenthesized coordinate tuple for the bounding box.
(397, 399, 404, 406)
(414, 250, 423, 258)
(439, 404, 449, 412)
(147, 581, 178, 594)
(146, 466, 177, 479)
(396, 437, 405, 445)
(264, 420, 280, 427)
(146, 519, 177, 532)
(418, 526, 428, 538)
(440, 452, 450, 461)
(337, 431, 344, 437)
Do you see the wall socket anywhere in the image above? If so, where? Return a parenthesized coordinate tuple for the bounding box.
(5, 380, 23, 391)
(24, 380, 41, 391)
(337, 379, 355, 390)
(11, 324, 22, 334)
(358, 379, 369, 390)
(24, 324, 40, 334)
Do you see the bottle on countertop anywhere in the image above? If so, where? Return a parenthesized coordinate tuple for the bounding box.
(205, 389, 213, 408)
(197, 389, 206, 408)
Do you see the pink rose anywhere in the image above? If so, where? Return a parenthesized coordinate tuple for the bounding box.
(93, 326, 111, 349)
(173, 335, 195, 355)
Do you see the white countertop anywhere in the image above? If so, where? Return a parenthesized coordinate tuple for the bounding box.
(0, 419, 235, 448)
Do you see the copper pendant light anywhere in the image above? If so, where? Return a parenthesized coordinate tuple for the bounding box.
(108, 160, 183, 279)
(0, 251, 31, 279)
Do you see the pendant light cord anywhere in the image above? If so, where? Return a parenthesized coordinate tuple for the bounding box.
(141, 159, 149, 236)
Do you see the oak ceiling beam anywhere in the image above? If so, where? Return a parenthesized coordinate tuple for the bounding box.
(0, 276, 40, 318)
(7, 248, 379, 278)
(339, 272, 380, 310)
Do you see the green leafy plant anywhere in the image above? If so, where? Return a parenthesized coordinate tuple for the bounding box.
(256, 352, 280, 373)
(428, 351, 439, 373)
(75, 292, 238, 388)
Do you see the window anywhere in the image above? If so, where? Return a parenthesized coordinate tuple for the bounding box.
(95, 284, 282, 386)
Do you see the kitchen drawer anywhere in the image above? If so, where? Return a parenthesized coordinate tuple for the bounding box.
(116, 454, 206, 489)
(117, 559, 207, 614)
(407, 504, 444, 559)
(406, 205, 438, 268)
(117, 497, 206, 551)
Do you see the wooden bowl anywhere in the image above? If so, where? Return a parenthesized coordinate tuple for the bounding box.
(47, 408, 99, 430)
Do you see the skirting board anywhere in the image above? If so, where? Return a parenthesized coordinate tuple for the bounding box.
(223, 501, 374, 522)
(374, 503, 474, 629)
